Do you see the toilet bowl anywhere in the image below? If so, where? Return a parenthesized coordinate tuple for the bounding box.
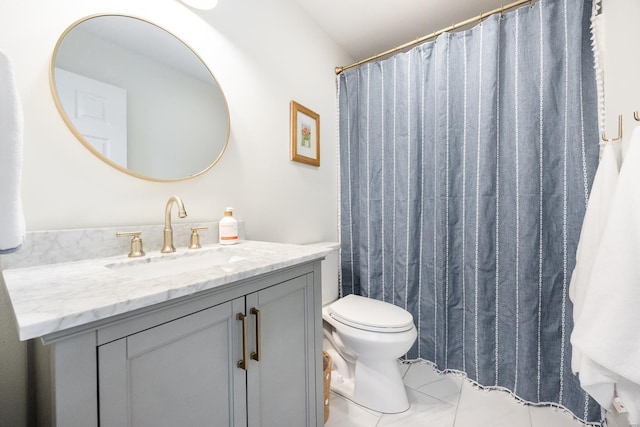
(323, 294, 417, 413)
(308, 242, 417, 414)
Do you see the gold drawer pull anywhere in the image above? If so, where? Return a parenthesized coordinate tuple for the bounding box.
(237, 313, 248, 370)
(250, 308, 261, 361)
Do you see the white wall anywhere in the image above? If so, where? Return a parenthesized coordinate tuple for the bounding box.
(0, 0, 349, 241)
(602, 0, 640, 148)
(0, 0, 351, 424)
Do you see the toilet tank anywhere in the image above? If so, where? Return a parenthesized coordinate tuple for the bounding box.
(306, 242, 340, 305)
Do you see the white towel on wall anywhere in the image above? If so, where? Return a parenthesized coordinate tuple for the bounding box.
(570, 142, 619, 374)
(569, 141, 621, 411)
(0, 50, 25, 254)
(571, 126, 640, 425)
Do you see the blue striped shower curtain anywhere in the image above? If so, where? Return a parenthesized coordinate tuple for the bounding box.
(338, 0, 600, 422)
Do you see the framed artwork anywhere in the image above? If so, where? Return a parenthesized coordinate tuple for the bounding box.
(290, 100, 320, 166)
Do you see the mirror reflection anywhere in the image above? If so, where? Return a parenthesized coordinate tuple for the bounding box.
(51, 14, 230, 181)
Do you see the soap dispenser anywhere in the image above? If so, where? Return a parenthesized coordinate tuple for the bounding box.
(219, 207, 238, 245)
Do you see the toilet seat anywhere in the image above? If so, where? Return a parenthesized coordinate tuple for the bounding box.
(326, 294, 414, 333)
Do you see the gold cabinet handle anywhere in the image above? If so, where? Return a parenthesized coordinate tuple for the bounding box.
(250, 308, 261, 361)
(237, 313, 249, 370)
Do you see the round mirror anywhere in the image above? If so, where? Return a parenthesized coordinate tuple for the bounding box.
(51, 14, 230, 181)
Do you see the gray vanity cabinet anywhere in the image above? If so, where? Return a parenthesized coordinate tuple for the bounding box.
(97, 272, 319, 427)
(38, 262, 323, 427)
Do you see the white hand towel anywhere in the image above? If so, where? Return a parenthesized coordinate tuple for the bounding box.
(571, 126, 640, 424)
(569, 142, 619, 374)
(0, 50, 25, 253)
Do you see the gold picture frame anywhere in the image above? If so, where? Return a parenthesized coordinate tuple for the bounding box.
(290, 100, 320, 166)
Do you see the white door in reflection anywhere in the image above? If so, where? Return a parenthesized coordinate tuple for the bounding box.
(55, 67, 127, 167)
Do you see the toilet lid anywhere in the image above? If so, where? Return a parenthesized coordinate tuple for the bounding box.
(327, 294, 414, 332)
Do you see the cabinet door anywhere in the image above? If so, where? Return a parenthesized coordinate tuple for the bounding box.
(98, 298, 247, 427)
(246, 274, 320, 427)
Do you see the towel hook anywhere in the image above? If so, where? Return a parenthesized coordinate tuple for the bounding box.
(634, 111, 640, 122)
(601, 114, 623, 142)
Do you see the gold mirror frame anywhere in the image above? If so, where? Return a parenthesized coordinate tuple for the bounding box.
(50, 13, 230, 182)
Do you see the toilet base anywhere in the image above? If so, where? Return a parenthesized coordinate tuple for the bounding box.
(330, 356, 410, 414)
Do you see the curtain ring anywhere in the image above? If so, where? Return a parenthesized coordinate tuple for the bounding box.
(500, 4, 505, 17)
(479, 12, 484, 23)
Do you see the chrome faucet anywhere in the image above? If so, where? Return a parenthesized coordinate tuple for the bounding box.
(161, 195, 187, 253)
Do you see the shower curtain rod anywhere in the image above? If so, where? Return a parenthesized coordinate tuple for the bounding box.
(335, 0, 534, 75)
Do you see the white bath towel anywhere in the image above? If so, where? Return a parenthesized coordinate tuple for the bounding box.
(0, 50, 25, 253)
(569, 142, 619, 374)
(571, 126, 640, 424)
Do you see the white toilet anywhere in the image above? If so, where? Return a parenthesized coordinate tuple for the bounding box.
(314, 243, 417, 414)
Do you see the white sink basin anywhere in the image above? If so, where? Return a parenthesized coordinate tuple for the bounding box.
(107, 248, 249, 280)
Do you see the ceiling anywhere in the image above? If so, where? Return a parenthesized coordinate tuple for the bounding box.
(290, 0, 511, 64)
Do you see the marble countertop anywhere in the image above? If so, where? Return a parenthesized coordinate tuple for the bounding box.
(2, 241, 331, 341)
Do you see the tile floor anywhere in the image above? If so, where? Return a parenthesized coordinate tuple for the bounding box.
(324, 361, 618, 427)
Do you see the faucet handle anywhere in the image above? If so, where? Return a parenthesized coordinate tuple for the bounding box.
(189, 227, 208, 250)
(116, 231, 145, 258)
